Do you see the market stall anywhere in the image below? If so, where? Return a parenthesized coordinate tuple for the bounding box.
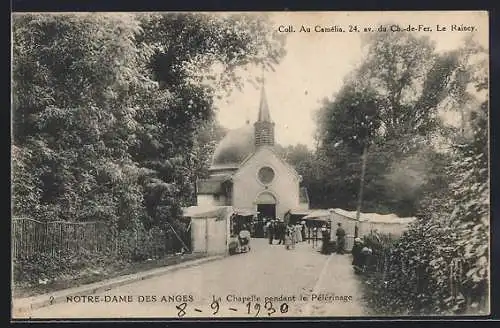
(232, 208, 259, 237)
(182, 205, 232, 255)
(285, 209, 311, 225)
(332, 208, 416, 238)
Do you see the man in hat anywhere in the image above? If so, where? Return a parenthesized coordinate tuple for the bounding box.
(336, 222, 346, 254)
(267, 219, 275, 245)
(274, 218, 283, 245)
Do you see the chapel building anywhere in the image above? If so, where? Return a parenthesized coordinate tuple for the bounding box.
(196, 85, 309, 220)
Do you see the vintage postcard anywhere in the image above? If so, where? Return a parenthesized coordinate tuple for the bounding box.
(11, 11, 489, 319)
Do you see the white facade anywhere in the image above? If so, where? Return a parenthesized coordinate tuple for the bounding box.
(231, 146, 301, 220)
(195, 84, 309, 219)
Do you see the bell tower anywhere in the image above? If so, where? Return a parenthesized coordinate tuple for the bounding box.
(254, 81, 275, 147)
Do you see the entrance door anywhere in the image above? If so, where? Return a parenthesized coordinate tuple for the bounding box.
(256, 192, 277, 238)
(257, 204, 276, 220)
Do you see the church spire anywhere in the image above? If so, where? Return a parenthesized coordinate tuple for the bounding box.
(254, 68, 275, 147)
(258, 85, 272, 122)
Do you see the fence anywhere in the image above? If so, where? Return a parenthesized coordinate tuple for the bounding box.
(304, 227, 355, 252)
(11, 218, 189, 260)
(12, 218, 111, 259)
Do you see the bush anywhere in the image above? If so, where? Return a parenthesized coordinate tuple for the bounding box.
(116, 223, 173, 262)
(361, 217, 488, 315)
(362, 232, 396, 272)
(13, 248, 124, 286)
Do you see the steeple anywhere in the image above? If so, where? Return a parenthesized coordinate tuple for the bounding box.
(258, 85, 271, 122)
(254, 70, 275, 147)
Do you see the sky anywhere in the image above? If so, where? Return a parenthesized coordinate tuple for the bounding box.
(214, 11, 488, 148)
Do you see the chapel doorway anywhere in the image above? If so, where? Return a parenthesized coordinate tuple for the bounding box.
(255, 192, 277, 238)
(255, 204, 275, 238)
(257, 204, 276, 220)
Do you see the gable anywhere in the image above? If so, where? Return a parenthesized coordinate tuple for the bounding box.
(233, 146, 300, 181)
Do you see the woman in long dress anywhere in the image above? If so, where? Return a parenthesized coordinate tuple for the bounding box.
(295, 224, 303, 243)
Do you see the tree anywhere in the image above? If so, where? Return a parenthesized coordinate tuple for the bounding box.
(361, 37, 489, 315)
(356, 31, 457, 139)
(311, 31, 485, 216)
(11, 12, 286, 231)
(316, 85, 381, 154)
(12, 13, 149, 225)
(130, 13, 286, 223)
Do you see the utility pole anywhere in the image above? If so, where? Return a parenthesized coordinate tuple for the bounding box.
(355, 144, 368, 222)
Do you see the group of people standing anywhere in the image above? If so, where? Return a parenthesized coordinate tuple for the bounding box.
(263, 218, 354, 256)
(264, 218, 305, 250)
(319, 222, 347, 255)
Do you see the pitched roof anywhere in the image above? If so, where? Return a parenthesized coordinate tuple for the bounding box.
(237, 146, 300, 180)
(196, 175, 231, 194)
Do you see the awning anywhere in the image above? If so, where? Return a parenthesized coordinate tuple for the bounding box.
(182, 206, 231, 220)
(332, 208, 417, 224)
(233, 208, 259, 217)
(289, 209, 311, 216)
(302, 209, 332, 221)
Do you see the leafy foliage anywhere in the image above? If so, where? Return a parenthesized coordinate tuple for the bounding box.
(12, 12, 284, 223)
(360, 56, 489, 315)
(11, 13, 285, 285)
(280, 31, 489, 315)
(306, 31, 486, 218)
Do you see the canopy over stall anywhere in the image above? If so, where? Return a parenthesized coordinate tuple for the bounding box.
(182, 205, 231, 219)
(233, 208, 259, 217)
(289, 209, 311, 216)
(330, 208, 416, 237)
(300, 210, 334, 233)
(285, 208, 311, 225)
(302, 209, 331, 222)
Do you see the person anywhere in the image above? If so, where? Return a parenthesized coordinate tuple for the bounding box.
(300, 221, 306, 241)
(284, 224, 294, 250)
(289, 224, 296, 248)
(321, 224, 330, 254)
(336, 222, 346, 254)
(356, 246, 373, 273)
(295, 223, 302, 243)
(312, 227, 318, 248)
(277, 219, 286, 245)
(267, 219, 275, 244)
(351, 238, 363, 266)
(239, 224, 251, 250)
